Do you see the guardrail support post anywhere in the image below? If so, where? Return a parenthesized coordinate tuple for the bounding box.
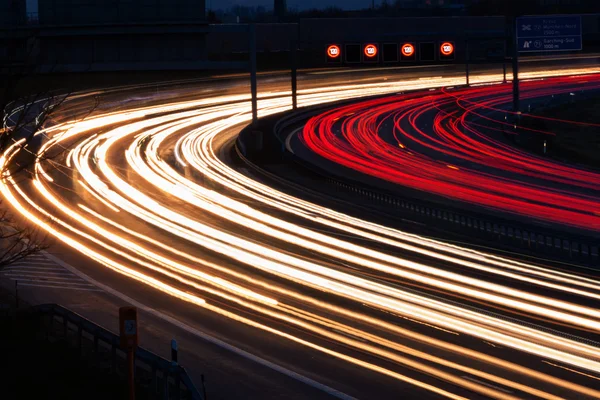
(163, 371, 169, 400)
(174, 370, 181, 400)
(127, 349, 135, 400)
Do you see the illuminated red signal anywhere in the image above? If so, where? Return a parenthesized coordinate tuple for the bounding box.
(327, 45, 341, 59)
(401, 43, 415, 57)
(440, 42, 454, 56)
(364, 44, 378, 58)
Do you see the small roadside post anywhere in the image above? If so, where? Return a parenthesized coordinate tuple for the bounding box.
(171, 339, 178, 365)
(119, 306, 139, 400)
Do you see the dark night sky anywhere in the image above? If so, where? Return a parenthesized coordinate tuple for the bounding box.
(207, 0, 380, 11)
(25, 0, 381, 13)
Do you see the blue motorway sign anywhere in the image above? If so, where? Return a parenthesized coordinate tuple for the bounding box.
(517, 16, 582, 52)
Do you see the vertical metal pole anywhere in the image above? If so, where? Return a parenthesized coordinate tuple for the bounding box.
(128, 349, 135, 400)
(291, 40, 298, 110)
(503, 40, 507, 83)
(249, 24, 258, 125)
(512, 17, 520, 113)
(465, 40, 470, 86)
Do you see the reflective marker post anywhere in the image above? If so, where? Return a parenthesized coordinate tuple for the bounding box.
(171, 339, 178, 365)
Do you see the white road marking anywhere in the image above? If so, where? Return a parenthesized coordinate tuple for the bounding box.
(4, 266, 65, 271)
(11, 261, 58, 266)
(285, 127, 303, 154)
(16, 283, 104, 292)
(10, 278, 93, 285)
(43, 250, 357, 400)
(461, 375, 513, 393)
(4, 272, 81, 278)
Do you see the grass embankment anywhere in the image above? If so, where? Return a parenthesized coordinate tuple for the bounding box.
(523, 98, 600, 168)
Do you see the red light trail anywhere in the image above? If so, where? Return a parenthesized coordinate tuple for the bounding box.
(301, 74, 600, 231)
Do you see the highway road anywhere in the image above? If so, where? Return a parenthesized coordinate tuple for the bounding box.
(2, 61, 600, 399)
(297, 74, 600, 232)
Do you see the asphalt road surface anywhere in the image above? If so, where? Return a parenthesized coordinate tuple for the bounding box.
(2, 59, 600, 399)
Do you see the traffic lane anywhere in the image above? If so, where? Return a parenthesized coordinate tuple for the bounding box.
(161, 127, 600, 342)
(4, 238, 599, 400)
(287, 124, 600, 344)
(23, 157, 505, 400)
(331, 80, 600, 199)
(22, 141, 596, 400)
(12, 231, 498, 400)
(203, 132, 600, 394)
(11, 61, 600, 396)
(288, 85, 600, 238)
(0, 260, 341, 400)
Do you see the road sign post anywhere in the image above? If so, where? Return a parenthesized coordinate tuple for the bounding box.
(513, 15, 581, 113)
(120, 307, 138, 400)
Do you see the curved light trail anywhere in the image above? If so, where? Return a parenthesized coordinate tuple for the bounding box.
(2, 67, 600, 398)
(301, 74, 600, 231)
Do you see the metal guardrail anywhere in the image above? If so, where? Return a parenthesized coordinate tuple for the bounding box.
(32, 304, 204, 400)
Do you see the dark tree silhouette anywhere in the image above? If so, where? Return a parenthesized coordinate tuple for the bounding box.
(0, 6, 98, 270)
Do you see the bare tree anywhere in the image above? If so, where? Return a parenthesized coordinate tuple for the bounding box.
(0, 8, 98, 270)
(0, 203, 48, 269)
